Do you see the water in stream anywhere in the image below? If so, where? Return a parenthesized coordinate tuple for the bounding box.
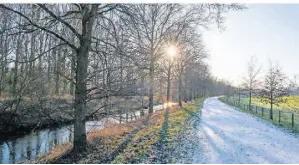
(0, 104, 167, 164)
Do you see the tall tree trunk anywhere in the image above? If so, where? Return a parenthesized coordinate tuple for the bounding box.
(120, 53, 123, 92)
(74, 47, 88, 150)
(178, 73, 182, 107)
(52, 47, 57, 94)
(249, 90, 252, 110)
(148, 54, 154, 114)
(184, 87, 188, 103)
(270, 92, 273, 120)
(0, 36, 2, 96)
(1, 36, 9, 96)
(39, 35, 43, 71)
(29, 4, 37, 77)
(12, 35, 21, 95)
(193, 84, 196, 100)
(141, 76, 145, 116)
(61, 49, 67, 94)
(238, 88, 241, 106)
(29, 32, 35, 76)
(47, 39, 52, 85)
(70, 48, 76, 96)
(0, 9, 9, 96)
(166, 63, 171, 104)
(0, 35, 4, 96)
(55, 47, 61, 95)
(73, 5, 98, 151)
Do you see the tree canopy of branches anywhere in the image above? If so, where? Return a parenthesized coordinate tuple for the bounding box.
(0, 3, 244, 152)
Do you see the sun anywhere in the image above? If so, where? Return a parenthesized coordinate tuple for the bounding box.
(166, 45, 177, 58)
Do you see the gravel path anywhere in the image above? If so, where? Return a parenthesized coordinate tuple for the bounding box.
(193, 97, 299, 164)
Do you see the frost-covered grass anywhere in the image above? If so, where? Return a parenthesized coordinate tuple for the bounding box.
(111, 110, 164, 163)
(111, 98, 204, 163)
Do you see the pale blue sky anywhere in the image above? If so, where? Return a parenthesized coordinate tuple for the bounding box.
(203, 4, 299, 85)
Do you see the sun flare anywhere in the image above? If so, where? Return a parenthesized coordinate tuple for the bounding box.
(166, 46, 177, 58)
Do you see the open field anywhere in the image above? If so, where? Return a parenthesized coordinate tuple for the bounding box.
(220, 96, 299, 133)
(239, 96, 299, 113)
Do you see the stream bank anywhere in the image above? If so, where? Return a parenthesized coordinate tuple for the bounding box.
(40, 98, 204, 164)
(0, 103, 165, 164)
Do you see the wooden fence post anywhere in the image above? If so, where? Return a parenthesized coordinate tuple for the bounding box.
(292, 113, 294, 127)
(262, 107, 264, 116)
(278, 111, 281, 123)
(256, 106, 257, 113)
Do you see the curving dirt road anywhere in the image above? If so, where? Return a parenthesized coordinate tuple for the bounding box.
(193, 97, 299, 164)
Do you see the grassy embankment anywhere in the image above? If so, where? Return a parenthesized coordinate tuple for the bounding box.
(31, 98, 204, 164)
(219, 96, 299, 132)
(112, 98, 204, 163)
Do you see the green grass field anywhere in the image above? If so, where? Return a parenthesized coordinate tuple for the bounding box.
(220, 96, 299, 133)
(236, 96, 299, 113)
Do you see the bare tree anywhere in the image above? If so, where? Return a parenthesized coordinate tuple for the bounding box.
(260, 61, 289, 120)
(0, 4, 120, 151)
(242, 55, 261, 110)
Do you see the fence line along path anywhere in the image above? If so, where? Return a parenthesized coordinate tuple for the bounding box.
(225, 97, 299, 133)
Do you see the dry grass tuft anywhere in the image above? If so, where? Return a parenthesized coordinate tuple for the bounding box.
(87, 124, 134, 141)
(44, 142, 73, 161)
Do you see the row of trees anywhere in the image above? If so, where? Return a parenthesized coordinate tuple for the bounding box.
(241, 56, 295, 120)
(0, 4, 243, 151)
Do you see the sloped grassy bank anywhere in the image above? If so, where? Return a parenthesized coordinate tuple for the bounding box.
(28, 98, 204, 164)
(111, 98, 204, 164)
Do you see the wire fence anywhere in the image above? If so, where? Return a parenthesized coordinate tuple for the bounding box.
(222, 97, 299, 133)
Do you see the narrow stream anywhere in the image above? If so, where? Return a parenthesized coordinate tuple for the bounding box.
(0, 104, 167, 164)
